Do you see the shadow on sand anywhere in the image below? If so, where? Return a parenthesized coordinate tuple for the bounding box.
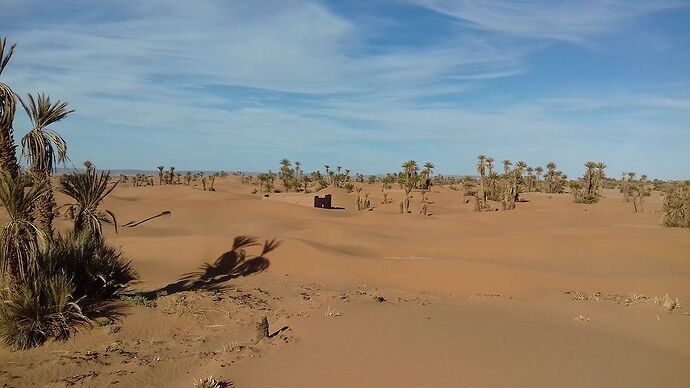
(148, 236, 281, 297)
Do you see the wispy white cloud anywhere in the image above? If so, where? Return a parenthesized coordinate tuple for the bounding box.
(1, 0, 689, 178)
(406, 0, 685, 42)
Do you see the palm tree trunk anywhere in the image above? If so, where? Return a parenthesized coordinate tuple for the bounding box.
(0, 83, 19, 179)
(35, 188, 56, 238)
(32, 170, 55, 238)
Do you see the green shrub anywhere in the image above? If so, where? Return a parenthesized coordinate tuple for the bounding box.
(573, 194, 599, 204)
(41, 232, 137, 303)
(0, 232, 136, 349)
(119, 293, 156, 308)
(0, 274, 90, 349)
(570, 182, 600, 204)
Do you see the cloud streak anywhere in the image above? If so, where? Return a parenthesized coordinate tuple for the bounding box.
(1, 0, 689, 179)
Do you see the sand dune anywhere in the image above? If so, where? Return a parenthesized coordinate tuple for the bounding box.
(1, 176, 688, 387)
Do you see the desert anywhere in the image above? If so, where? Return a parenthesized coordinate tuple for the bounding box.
(0, 168, 688, 387)
(2, 2, 690, 387)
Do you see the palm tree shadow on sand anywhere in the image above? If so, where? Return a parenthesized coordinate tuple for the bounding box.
(149, 236, 281, 297)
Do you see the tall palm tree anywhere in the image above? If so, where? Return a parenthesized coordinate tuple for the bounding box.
(476, 155, 487, 177)
(0, 37, 19, 179)
(19, 93, 73, 238)
(59, 169, 119, 239)
(515, 161, 528, 175)
(157, 165, 164, 185)
(422, 162, 434, 190)
(534, 166, 543, 182)
(526, 166, 534, 192)
(294, 161, 302, 179)
(486, 157, 494, 175)
(503, 160, 512, 174)
(476, 155, 487, 211)
(595, 162, 607, 194)
(584, 161, 598, 196)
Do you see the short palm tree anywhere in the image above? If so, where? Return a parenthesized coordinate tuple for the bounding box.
(0, 171, 48, 283)
(19, 93, 73, 238)
(59, 169, 119, 239)
(0, 37, 20, 179)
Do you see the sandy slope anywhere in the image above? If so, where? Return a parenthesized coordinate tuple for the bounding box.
(1, 176, 688, 387)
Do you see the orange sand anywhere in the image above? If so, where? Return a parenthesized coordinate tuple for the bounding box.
(1, 176, 688, 387)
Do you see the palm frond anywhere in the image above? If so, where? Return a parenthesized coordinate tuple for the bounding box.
(0, 37, 17, 77)
(59, 169, 119, 238)
(19, 93, 72, 173)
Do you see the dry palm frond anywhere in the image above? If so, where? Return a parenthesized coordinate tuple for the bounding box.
(59, 169, 119, 238)
(19, 93, 72, 174)
(0, 171, 48, 280)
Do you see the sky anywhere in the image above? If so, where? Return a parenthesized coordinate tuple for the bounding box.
(1, 0, 689, 179)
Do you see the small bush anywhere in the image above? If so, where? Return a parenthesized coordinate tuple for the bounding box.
(0, 275, 90, 349)
(41, 232, 137, 303)
(573, 194, 599, 204)
(0, 232, 136, 349)
(119, 293, 156, 308)
(663, 185, 690, 228)
(570, 182, 600, 204)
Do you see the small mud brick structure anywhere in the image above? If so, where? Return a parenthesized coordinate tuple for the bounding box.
(314, 194, 332, 209)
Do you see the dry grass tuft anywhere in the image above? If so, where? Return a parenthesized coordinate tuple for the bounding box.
(193, 375, 228, 388)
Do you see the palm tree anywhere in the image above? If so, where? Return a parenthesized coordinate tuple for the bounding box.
(83, 160, 93, 173)
(476, 155, 487, 176)
(0, 171, 48, 284)
(0, 37, 20, 179)
(534, 166, 543, 182)
(503, 160, 512, 174)
(545, 162, 557, 193)
(422, 162, 434, 190)
(279, 159, 293, 191)
(59, 169, 119, 239)
(476, 155, 487, 211)
(294, 161, 302, 179)
(526, 166, 534, 192)
(19, 93, 73, 239)
(157, 166, 164, 185)
(324, 165, 331, 185)
(595, 162, 607, 194)
(584, 161, 598, 196)
(486, 157, 494, 175)
(514, 161, 528, 175)
(168, 166, 175, 184)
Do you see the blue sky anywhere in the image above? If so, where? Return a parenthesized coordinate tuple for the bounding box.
(2, 0, 689, 179)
